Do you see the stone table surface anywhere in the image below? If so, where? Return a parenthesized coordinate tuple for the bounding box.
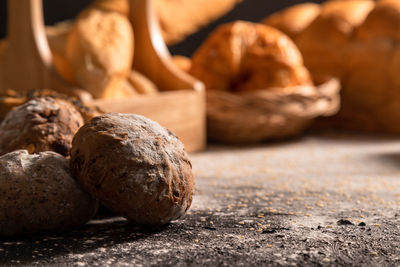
(1, 131, 400, 266)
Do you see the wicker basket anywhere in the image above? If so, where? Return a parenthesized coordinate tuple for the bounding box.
(207, 78, 340, 143)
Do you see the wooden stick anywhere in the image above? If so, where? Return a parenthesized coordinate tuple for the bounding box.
(129, 0, 204, 92)
(0, 0, 91, 101)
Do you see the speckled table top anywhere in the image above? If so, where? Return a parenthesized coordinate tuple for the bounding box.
(1, 131, 400, 266)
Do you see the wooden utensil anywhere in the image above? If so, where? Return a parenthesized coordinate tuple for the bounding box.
(0, 0, 91, 101)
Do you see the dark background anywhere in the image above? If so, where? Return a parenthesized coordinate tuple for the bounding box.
(0, 0, 325, 56)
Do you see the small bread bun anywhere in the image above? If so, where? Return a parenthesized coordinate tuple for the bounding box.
(70, 113, 194, 226)
(296, 0, 374, 82)
(66, 8, 134, 99)
(46, 21, 76, 85)
(89, 0, 130, 16)
(0, 150, 98, 237)
(0, 89, 103, 124)
(172, 55, 192, 73)
(338, 0, 400, 132)
(263, 3, 321, 40)
(190, 21, 312, 92)
(0, 96, 84, 156)
(127, 70, 158, 95)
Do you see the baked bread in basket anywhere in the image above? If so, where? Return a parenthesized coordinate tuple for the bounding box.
(189, 21, 340, 143)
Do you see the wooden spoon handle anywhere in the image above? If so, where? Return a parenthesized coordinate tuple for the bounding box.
(2, 0, 51, 90)
(7, 0, 52, 65)
(1, 0, 91, 101)
(130, 0, 204, 92)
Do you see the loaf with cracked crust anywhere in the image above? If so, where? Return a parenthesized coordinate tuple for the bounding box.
(0, 96, 84, 156)
(190, 21, 312, 92)
(0, 150, 98, 237)
(70, 113, 194, 226)
(66, 7, 134, 99)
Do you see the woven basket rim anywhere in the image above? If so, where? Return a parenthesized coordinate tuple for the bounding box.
(206, 78, 341, 143)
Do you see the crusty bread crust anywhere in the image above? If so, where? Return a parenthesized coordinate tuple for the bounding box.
(70, 113, 194, 226)
(66, 8, 135, 99)
(0, 150, 98, 237)
(190, 21, 312, 92)
(263, 3, 321, 40)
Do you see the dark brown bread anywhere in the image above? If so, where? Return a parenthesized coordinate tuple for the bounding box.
(0, 150, 98, 237)
(0, 96, 84, 156)
(70, 113, 194, 226)
(190, 21, 312, 93)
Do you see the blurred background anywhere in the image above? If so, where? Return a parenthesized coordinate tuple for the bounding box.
(0, 0, 324, 56)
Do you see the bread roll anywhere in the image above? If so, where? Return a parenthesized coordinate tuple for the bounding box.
(296, 0, 374, 82)
(0, 97, 84, 157)
(0, 150, 98, 237)
(190, 21, 312, 92)
(66, 8, 135, 99)
(263, 3, 321, 40)
(46, 21, 75, 84)
(172, 55, 192, 73)
(338, 0, 400, 132)
(70, 113, 194, 226)
(127, 70, 158, 95)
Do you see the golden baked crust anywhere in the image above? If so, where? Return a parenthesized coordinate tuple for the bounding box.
(46, 21, 76, 85)
(172, 55, 192, 73)
(0, 150, 98, 237)
(263, 3, 321, 39)
(336, 0, 400, 132)
(190, 21, 312, 92)
(296, 0, 374, 82)
(66, 8, 134, 99)
(127, 70, 158, 95)
(355, 0, 400, 42)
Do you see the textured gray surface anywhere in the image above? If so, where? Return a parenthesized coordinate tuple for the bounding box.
(1, 131, 400, 266)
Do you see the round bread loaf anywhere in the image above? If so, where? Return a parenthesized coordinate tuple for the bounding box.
(172, 55, 192, 73)
(66, 8, 134, 99)
(0, 89, 103, 124)
(0, 96, 84, 156)
(127, 70, 158, 95)
(70, 113, 194, 226)
(189, 21, 312, 92)
(46, 21, 75, 85)
(338, 0, 400, 132)
(0, 150, 98, 237)
(263, 3, 321, 40)
(296, 0, 374, 82)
